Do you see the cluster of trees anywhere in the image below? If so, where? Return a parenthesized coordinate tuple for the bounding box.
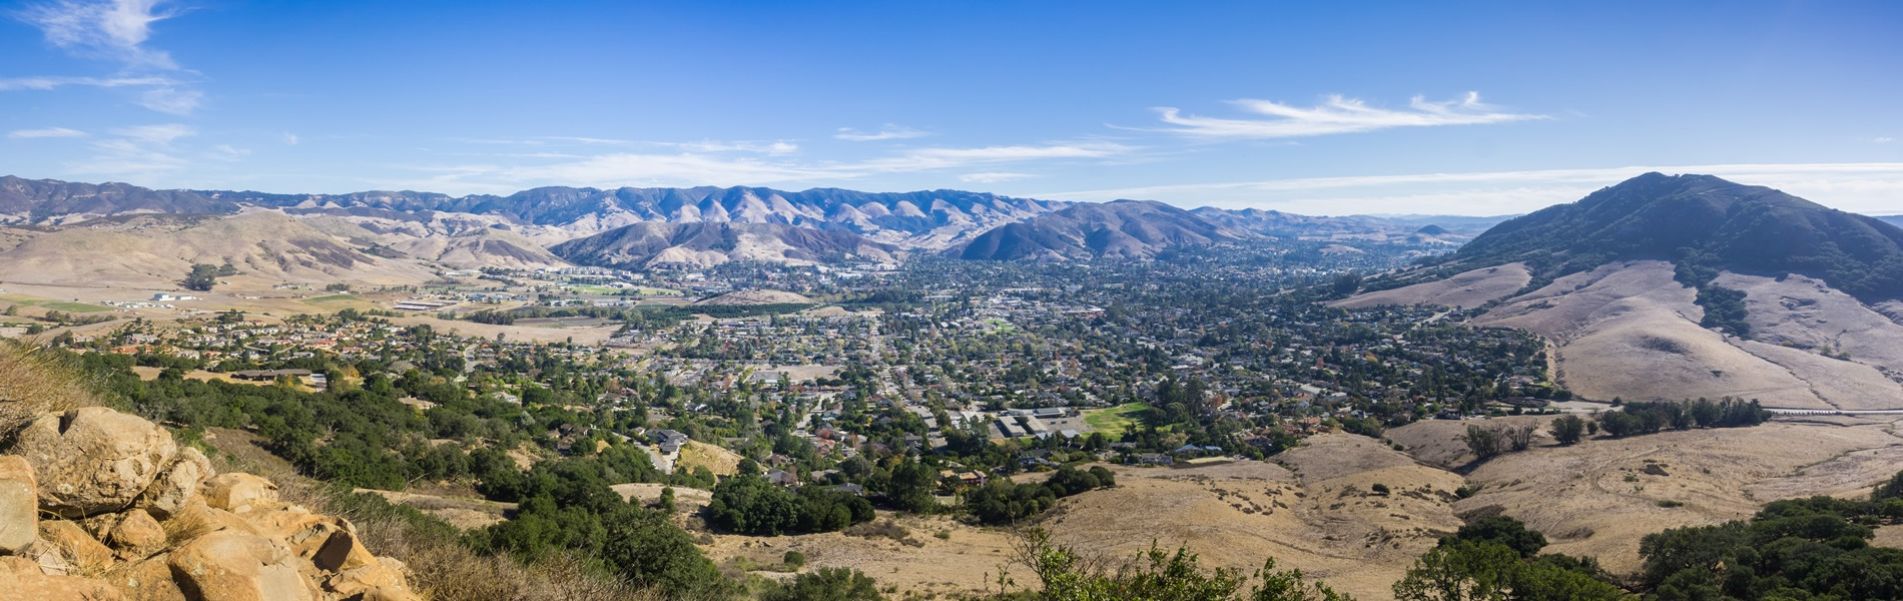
(967, 465, 1115, 525)
(1462, 422, 1537, 461)
(705, 474, 875, 535)
(473, 467, 732, 599)
(182, 262, 238, 291)
(1393, 516, 1625, 600)
(1638, 474, 1903, 600)
(1006, 528, 1353, 600)
(1600, 398, 1769, 438)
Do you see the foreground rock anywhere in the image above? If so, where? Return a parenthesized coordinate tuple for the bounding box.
(0, 406, 421, 601)
(12, 407, 178, 517)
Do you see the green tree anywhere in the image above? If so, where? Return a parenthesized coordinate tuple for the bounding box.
(183, 263, 221, 291)
(764, 567, 882, 601)
(598, 505, 731, 598)
(1550, 415, 1586, 446)
(1447, 516, 1547, 558)
(1392, 540, 1519, 601)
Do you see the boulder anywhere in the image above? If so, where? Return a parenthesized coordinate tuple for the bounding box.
(11, 408, 179, 517)
(141, 447, 211, 519)
(105, 553, 189, 601)
(251, 507, 374, 572)
(106, 508, 167, 559)
(201, 473, 279, 515)
(168, 530, 316, 601)
(0, 455, 37, 553)
(162, 497, 263, 541)
(39, 518, 117, 573)
(324, 556, 420, 601)
(0, 554, 125, 600)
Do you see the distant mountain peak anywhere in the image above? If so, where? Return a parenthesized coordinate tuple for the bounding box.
(1455, 172, 1903, 300)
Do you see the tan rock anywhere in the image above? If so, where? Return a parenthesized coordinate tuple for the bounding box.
(39, 519, 116, 573)
(201, 473, 279, 514)
(162, 496, 263, 542)
(11, 408, 179, 517)
(0, 554, 125, 600)
(141, 446, 212, 519)
(106, 553, 189, 601)
(324, 556, 419, 601)
(107, 508, 167, 559)
(168, 530, 316, 601)
(247, 507, 372, 572)
(0, 455, 37, 553)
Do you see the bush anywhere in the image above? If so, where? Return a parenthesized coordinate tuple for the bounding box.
(764, 567, 883, 601)
(706, 475, 874, 536)
(1551, 415, 1587, 445)
(967, 465, 1114, 525)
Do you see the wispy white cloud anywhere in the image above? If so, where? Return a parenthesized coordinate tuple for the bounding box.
(1042, 162, 1903, 216)
(1152, 92, 1545, 139)
(114, 123, 191, 144)
(396, 140, 1129, 194)
(960, 172, 1033, 184)
(0, 75, 174, 91)
(66, 123, 194, 175)
(1877, 137, 1896, 144)
(17, 0, 178, 68)
(836, 124, 929, 142)
(282, 132, 300, 145)
(207, 144, 250, 161)
(675, 140, 799, 155)
(8, 127, 87, 139)
(137, 86, 199, 114)
(11, 0, 199, 114)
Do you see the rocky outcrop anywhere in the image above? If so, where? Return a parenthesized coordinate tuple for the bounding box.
(0, 406, 420, 601)
(12, 408, 179, 517)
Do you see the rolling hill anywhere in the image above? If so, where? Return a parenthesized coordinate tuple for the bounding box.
(1339, 173, 1903, 410)
(1455, 172, 1903, 301)
(955, 200, 1240, 261)
(550, 222, 898, 269)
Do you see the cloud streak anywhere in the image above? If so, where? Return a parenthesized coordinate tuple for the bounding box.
(0, 75, 175, 91)
(17, 0, 176, 67)
(8, 127, 88, 139)
(1153, 92, 1544, 139)
(66, 123, 194, 175)
(835, 124, 929, 142)
(11, 0, 199, 114)
(396, 140, 1129, 194)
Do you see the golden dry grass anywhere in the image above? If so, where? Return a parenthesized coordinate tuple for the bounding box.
(0, 340, 101, 433)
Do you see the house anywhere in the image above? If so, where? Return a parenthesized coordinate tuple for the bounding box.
(649, 429, 689, 454)
(1133, 453, 1174, 467)
(765, 469, 800, 487)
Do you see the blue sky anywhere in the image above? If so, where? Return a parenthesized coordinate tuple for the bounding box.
(2, 0, 1900, 215)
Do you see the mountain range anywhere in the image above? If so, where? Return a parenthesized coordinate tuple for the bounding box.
(0, 175, 1486, 277)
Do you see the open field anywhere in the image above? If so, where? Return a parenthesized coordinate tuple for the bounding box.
(1451, 416, 1903, 574)
(678, 440, 744, 477)
(1082, 402, 1149, 438)
(0, 293, 113, 313)
(388, 314, 622, 344)
(1332, 263, 1530, 310)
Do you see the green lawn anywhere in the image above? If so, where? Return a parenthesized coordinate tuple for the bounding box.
(568, 284, 684, 296)
(1, 295, 110, 313)
(1083, 402, 1151, 439)
(306, 294, 359, 303)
